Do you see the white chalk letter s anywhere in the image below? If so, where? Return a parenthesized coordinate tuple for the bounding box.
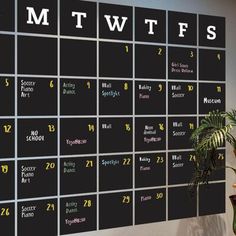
(207, 25, 216, 40)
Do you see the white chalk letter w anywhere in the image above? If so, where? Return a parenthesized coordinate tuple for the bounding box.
(104, 15, 128, 32)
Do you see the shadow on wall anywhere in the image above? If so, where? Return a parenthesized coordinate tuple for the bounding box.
(176, 215, 226, 236)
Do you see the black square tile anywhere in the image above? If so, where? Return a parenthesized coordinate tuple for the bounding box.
(60, 156, 96, 195)
(18, 36, 57, 75)
(60, 118, 96, 155)
(0, 203, 14, 236)
(0, 119, 14, 158)
(0, 161, 14, 200)
(60, 195, 97, 234)
(135, 153, 166, 188)
(18, 78, 57, 116)
(99, 192, 133, 229)
(99, 118, 132, 153)
(18, 199, 57, 236)
(135, 81, 166, 115)
(199, 49, 225, 81)
(199, 183, 225, 216)
(0, 77, 14, 116)
(168, 186, 197, 220)
(168, 47, 197, 80)
(135, 117, 166, 151)
(60, 39, 96, 76)
(168, 151, 195, 185)
(99, 80, 132, 115)
(135, 44, 166, 79)
(99, 155, 133, 191)
(199, 15, 225, 48)
(18, 159, 57, 199)
(199, 83, 225, 114)
(18, 119, 57, 157)
(168, 117, 197, 150)
(99, 42, 132, 78)
(18, 0, 57, 34)
(0, 0, 14, 31)
(135, 7, 166, 43)
(135, 188, 166, 224)
(168, 82, 197, 114)
(60, 0, 96, 37)
(99, 3, 132, 40)
(168, 11, 197, 45)
(60, 79, 96, 115)
(0, 35, 14, 74)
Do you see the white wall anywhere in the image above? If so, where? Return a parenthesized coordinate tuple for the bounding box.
(70, 0, 236, 235)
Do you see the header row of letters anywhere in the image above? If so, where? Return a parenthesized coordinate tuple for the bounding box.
(1, 1, 225, 47)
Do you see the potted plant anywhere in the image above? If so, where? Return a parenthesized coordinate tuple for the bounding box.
(189, 109, 236, 234)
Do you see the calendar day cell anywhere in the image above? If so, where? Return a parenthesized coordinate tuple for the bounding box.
(18, 199, 57, 236)
(168, 186, 197, 220)
(0, 203, 14, 236)
(60, 156, 96, 195)
(60, 0, 97, 38)
(168, 82, 197, 114)
(199, 49, 225, 81)
(135, 188, 166, 225)
(18, 36, 57, 75)
(135, 44, 166, 79)
(99, 191, 132, 229)
(135, 7, 166, 43)
(0, 34, 14, 74)
(60, 39, 96, 77)
(99, 155, 133, 191)
(18, 119, 57, 157)
(168, 117, 196, 150)
(135, 81, 166, 115)
(0, 77, 14, 116)
(168, 47, 197, 80)
(135, 153, 166, 188)
(60, 79, 96, 115)
(0, 161, 14, 201)
(0, 119, 14, 158)
(168, 151, 195, 185)
(18, 78, 57, 116)
(99, 42, 132, 78)
(0, 0, 14, 31)
(60, 195, 97, 234)
(199, 183, 225, 216)
(99, 3, 132, 40)
(18, 0, 57, 35)
(99, 80, 132, 115)
(199, 15, 225, 48)
(18, 159, 57, 199)
(199, 116, 226, 149)
(209, 150, 225, 181)
(135, 117, 166, 152)
(99, 118, 133, 153)
(60, 118, 96, 155)
(199, 83, 225, 114)
(168, 11, 197, 45)
(168, 116, 196, 150)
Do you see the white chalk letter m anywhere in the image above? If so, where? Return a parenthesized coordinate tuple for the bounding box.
(26, 7, 49, 25)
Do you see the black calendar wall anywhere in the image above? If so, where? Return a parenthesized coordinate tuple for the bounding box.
(0, 0, 226, 235)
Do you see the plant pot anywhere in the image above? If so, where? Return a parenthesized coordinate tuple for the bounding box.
(229, 195, 236, 235)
